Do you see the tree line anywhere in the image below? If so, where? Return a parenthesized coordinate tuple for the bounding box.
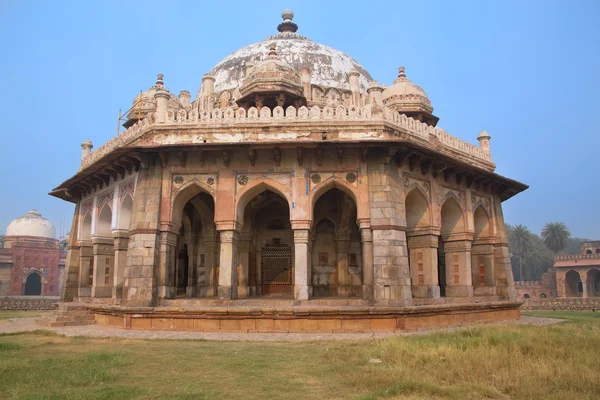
(506, 222, 587, 281)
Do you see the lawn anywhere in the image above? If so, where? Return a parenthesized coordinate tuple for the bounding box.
(0, 312, 599, 399)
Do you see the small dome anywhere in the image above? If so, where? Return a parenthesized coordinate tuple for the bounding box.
(6, 210, 56, 239)
(239, 43, 303, 99)
(124, 74, 181, 128)
(382, 66, 433, 113)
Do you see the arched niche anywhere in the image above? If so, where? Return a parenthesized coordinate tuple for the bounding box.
(441, 197, 465, 236)
(96, 205, 112, 237)
(405, 187, 430, 230)
(118, 194, 133, 230)
(236, 181, 291, 228)
(80, 213, 92, 240)
(564, 270, 582, 297)
(473, 206, 491, 241)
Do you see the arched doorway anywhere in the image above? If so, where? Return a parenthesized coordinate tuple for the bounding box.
(471, 206, 494, 294)
(564, 270, 582, 297)
(440, 197, 469, 297)
(241, 189, 293, 297)
(24, 272, 42, 296)
(312, 188, 361, 297)
(587, 269, 600, 297)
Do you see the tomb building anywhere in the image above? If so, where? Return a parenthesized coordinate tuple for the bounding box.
(49, 10, 528, 332)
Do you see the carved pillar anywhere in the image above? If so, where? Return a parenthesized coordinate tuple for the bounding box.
(91, 236, 114, 298)
(336, 233, 350, 296)
(492, 195, 516, 300)
(581, 277, 588, 298)
(77, 241, 93, 298)
(62, 203, 82, 302)
(112, 230, 129, 301)
(186, 240, 196, 298)
(443, 238, 473, 298)
(556, 270, 566, 298)
(197, 232, 216, 297)
(218, 230, 239, 300)
(407, 234, 440, 298)
(237, 232, 251, 298)
(471, 242, 496, 296)
(157, 227, 178, 299)
(360, 227, 374, 300)
(123, 158, 162, 307)
(293, 229, 311, 300)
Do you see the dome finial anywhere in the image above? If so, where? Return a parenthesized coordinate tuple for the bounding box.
(398, 66, 406, 78)
(278, 9, 298, 33)
(268, 42, 278, 58)
(156, 73, 164, 87)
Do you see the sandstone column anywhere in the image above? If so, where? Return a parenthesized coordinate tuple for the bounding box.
(293, 229, 311, 300)
(581, 277, 588, 298)
(218, 230, 239, 299)
(123, 157, 162, 307)
(491, 195, 516, 300)
(237, 232, 251, 298)
(61, 203, 82, 302)
(157, 227, 177, 299)
(443, 238, 473, 298)
(407, 234, 440, 298)
(336, 233, 350, 296)
(112, 230, 129, 300)
(91, 236, 114, 298)
(77, 241, 93, 298)
(367, 151, 412, 304)
(471, 242, 496, 296)
(360, 226, 374, 300)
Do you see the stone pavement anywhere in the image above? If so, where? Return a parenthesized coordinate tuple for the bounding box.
(0, 315, 564, 341)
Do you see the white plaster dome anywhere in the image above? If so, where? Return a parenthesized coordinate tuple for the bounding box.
(6, 210, 56, 239)
(207, 11, 373, 94)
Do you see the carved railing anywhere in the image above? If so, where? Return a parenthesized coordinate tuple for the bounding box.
(80, 104, 492, 170)
(555, 253, 600, 261)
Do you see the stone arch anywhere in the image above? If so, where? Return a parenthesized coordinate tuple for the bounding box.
(118, 194, 133, 230)
(310, 178, 363, 223)
(523, 293, 530, 299)
(564, 270, 582, 297)
(172, 182, 215, 227)
(405, 186, 431, 230)
(540, 293, 547, 298)
(473, 205, 491, 241)
(24, 271, 43, 296)
(312, 187, 361, 297)
(441, 197, 465, 236)
(587, 269, 600, 297)
(596, 248, 600, 254)
(586, 249, 593, 255)
(95, 204, 112, 237)
(235, 180, 291, 228)
(80, 212, 92, 241)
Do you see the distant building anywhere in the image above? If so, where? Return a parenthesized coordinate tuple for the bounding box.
(0, 210, 66, 296)
(515, 241, 600, 299)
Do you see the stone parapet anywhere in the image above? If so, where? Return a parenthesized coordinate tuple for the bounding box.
(0, 297, 59, 310)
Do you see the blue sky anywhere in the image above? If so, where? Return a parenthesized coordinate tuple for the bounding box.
(0, 0, 598, 239)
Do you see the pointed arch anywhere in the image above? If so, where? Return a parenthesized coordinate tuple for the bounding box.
(80, 212, 92, 241)
(565, 270, 582, 297)
(172, 182, 215, 227)
(118, 194, 133, 230)
(235, 180, 291, 228)
(441, 196, 465, 235)
(473, 205, 491, 241)
(310, 178, 363, 223)
(95, 204, 112, 237)
(405, 186, 431, 230)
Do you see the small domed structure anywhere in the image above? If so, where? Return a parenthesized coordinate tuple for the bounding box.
(237, 43, 305, 109)
(6, 210, 56, 239)
(123, 74, 182, 128)
(382, 66, 439, 126)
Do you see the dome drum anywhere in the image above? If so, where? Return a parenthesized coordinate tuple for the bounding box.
(5, 210, 56, 239)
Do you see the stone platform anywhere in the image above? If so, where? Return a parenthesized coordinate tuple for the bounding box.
(71, 298, 522, 333)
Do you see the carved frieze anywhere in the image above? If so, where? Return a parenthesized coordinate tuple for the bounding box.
(308, 170, 359, 195)
(234, 171, 293, 199)
(170, 173, 217, 196)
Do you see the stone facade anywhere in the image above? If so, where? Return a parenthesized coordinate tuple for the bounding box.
(515, 241, 600, 300)
(49, 10, 526, 329)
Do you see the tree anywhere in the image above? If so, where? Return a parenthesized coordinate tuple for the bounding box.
(541, 222, 571, 253)
(508, 224, 533, 281)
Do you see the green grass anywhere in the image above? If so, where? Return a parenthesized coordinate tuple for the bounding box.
(522, 310, 600, 322)
(0, 311, 48, 320)
(0, 313, 598, 399)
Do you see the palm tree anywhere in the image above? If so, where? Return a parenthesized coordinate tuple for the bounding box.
(508, 224, 532, 281)
(541, 222, 570, 253)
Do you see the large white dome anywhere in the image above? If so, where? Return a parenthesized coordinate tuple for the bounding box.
(207, 11, 373, 94)
(6, 210, 56, 239)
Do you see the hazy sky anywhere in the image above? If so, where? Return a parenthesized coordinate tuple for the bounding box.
(0, 0, 598, 239)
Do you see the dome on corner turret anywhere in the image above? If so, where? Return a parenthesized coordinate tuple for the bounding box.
(6, 210, 56, 239)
